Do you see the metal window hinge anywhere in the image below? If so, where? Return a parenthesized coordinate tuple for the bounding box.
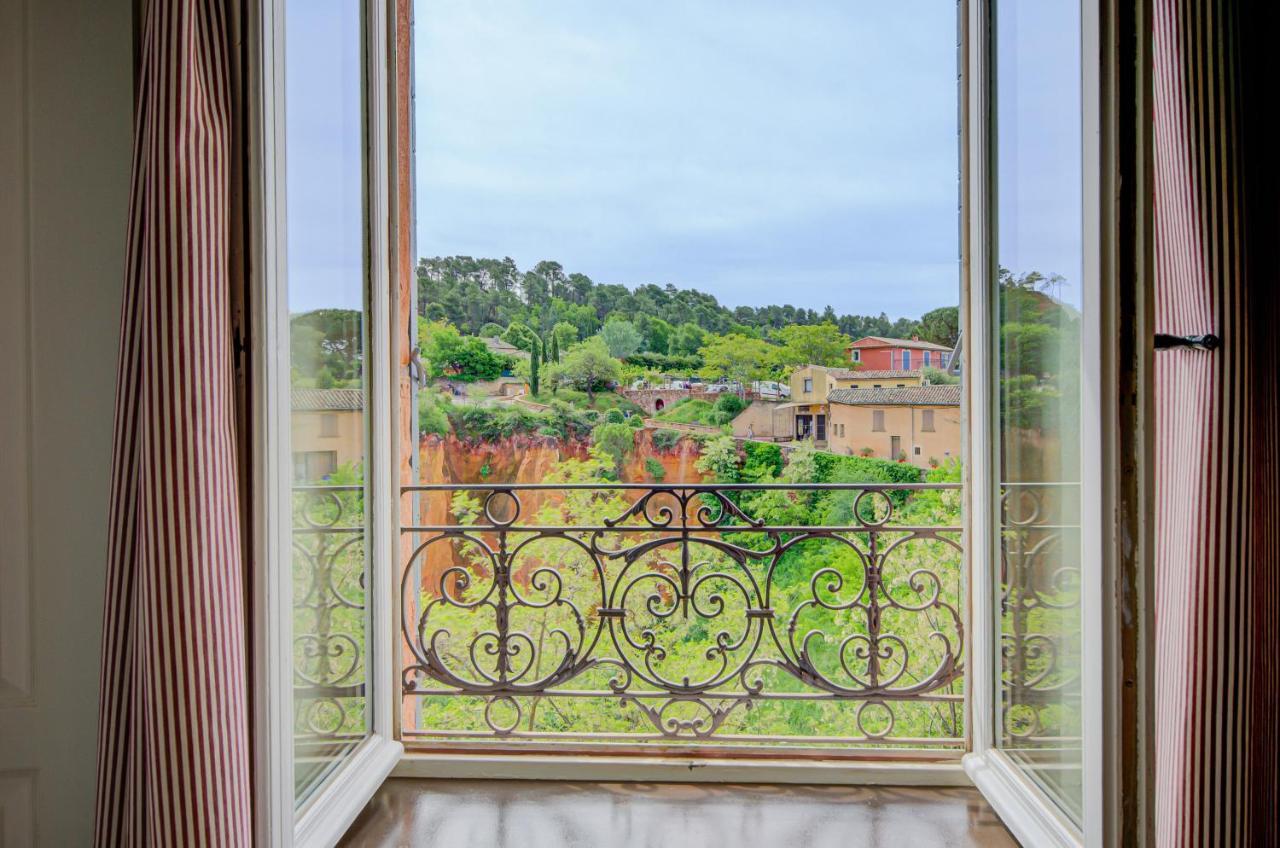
(1154, 332, 1221, 351)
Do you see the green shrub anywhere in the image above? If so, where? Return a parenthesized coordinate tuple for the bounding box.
(605, 408, 626, 424)
(643, 456, 666, 481)
(627, 415, 645, 429)
(655, 398, 715, 425)
(714, 393, 748, 417)
(417, 391, 451, 437)
(741, 441, 783, 481)
(591, 422, 635, 471)
(652, 429, 682, 451)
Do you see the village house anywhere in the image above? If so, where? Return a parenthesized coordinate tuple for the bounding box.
(766, 365, 926, 445)
(291, 388, 365, 481)
(846, 335, 953, 371)
(825, 384, 961, 467)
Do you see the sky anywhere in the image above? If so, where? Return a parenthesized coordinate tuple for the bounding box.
(286, 0, 1082, 319)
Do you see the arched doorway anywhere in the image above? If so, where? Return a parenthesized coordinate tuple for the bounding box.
(654, 398, 665, 413)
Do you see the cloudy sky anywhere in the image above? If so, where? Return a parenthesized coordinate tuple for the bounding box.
(287, 1, 1081, 318)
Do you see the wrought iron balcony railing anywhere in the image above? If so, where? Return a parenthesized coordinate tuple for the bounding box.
(398, 482, 965, 756)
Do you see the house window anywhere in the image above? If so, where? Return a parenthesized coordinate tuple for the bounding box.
(914, 446, 922, 455)
(901, 349, 911, 369)
(293, 450, 338, 483)
(803, 377, 813, 393)
(923, 351, 932, 367)
(320, 413, 340, 437)
(922, 409, 935, 432)
(851, 349, 861, 362)
(940, 353, 950, 369)
(872, 410, 885, 432)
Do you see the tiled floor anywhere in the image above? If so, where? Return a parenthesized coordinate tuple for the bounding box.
(339, 778, 1017, 847)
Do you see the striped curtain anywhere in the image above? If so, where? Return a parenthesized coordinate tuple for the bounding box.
(1154, 0, 1280, 845)
(93, 1, 252, 845)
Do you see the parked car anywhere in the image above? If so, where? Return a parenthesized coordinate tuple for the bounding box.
(752, 380, 791, 400)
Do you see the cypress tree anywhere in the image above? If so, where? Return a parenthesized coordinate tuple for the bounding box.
(529, 340, 541, 396)
(550, 332, 560, 363)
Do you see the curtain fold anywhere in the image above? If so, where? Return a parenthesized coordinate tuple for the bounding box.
(94, 1, 251, 845)
(1154, 0, 1280, 845)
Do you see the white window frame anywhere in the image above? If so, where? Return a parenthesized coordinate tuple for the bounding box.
(244, 0, 1131, 835)
(251, 0, 401, 844)
(959, 0, 1116, 845)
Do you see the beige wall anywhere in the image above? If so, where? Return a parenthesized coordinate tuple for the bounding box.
(0, 0, 133, 842)
(827, 404, 961, 468)
(730, 401, 785, 439)
(837, 372, 923, 389)
(789, 366, 925, 403)
(788, 365, 834, 404)
(292, 410, 365, 477)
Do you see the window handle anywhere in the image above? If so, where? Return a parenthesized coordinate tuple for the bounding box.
(1154, 332, 1221, 351)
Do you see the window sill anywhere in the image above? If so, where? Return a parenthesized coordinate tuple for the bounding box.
(393, 751, 970, 787)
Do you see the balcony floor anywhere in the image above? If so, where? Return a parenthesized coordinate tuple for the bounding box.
(339, 777, 1016, 847)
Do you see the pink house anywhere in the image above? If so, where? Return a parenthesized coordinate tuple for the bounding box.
(845, 335, 953, 371)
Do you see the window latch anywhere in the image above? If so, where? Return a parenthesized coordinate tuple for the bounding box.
(1154, 332, 1221, 351)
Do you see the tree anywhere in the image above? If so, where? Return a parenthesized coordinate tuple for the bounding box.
(502, 321, 540, 352)
(770, 322, 851, 368)
(697, 333, 774, 388)
(420, 320, 511, 382)
(478, 321, 505, 338)
(591, 422, 635, 473)
(549, 332, 560, 364)
(600, 318, 643, 360)
(917, 306, 960, 348)
(670, 322, 706, 356)
(556, 337, 622, 398)
(529, 339, 541, 395)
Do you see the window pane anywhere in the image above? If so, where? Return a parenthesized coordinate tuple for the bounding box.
(285, 0, 370, 808)
(992, 0, 1084, 826)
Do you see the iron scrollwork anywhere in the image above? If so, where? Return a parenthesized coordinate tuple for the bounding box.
(400, 482, 964, 750)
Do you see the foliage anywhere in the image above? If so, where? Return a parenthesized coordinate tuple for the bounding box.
(917, 306, 960, 348)
(478, 321, 506, 337)
(697, 334, 774, 385)
(551, 337, 622, 397)
(501, 320, 540, 352)
(417, 391, 451, 437)
(654, 398, 716, 425)
(693, 435, 741, 482)
(419, 319, 512, 382)
(670, 322, 707, 356)
(769, 322, 851, 369)
(643, 456, 666, 481)
(922, 366, 959, 385)
(600, 318, 644, 360)
(445, 402, 593, 443)
(651, 429, 682, 451)
(590, 422, 635, 472)
(713, 393, 748, 417)
(740, 441, 784, 481)
(604, 408, 626, 424)
(415, 255, 948, 350)
(290, 309, 362, 386)
(529, 339, 541, 395)
(624, 351, 702, 372)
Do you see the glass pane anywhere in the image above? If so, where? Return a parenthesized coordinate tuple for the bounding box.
(992, 0, 1084, 826)
(285, 0, 370, 808)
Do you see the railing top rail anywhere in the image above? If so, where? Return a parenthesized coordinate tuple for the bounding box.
(397, 482, 960, 492)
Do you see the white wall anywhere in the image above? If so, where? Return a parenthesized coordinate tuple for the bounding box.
(0, 0, 132, 843)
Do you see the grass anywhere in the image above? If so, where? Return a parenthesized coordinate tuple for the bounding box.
(654, 398, 717, 425)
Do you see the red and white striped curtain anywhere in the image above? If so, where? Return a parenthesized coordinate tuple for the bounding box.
(94, 1, 252, 845)
(1154, 0, 1279, 845)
